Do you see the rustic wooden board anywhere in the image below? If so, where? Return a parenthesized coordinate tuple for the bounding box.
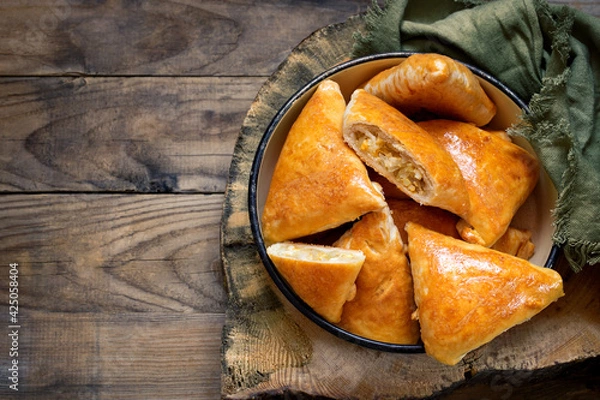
(0, 77, 263, 193)
(0, 311, 225, 399)
(0, 193, 227, 312)
(0, 193, 228, 398)
(220, 15, 600, 399)
(0, 0, 372, 76)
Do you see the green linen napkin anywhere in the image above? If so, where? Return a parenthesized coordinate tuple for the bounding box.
(352, 0, 600, 272)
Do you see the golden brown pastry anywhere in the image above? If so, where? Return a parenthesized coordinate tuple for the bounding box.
(261, 80, 386, 244)
(406, 222, 564, 366)
(343, 89, 470, 217)
(387, 198, 460, 245)
(266, 242, 365, 323)
(491, 226, 535, 260)
(363, 53, 496, 126)
(334, 205, 419, 344)
(418, 119, 540, 247)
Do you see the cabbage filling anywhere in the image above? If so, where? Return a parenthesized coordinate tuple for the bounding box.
(269, 243, 364, 263)
(356, 128, 424, 193)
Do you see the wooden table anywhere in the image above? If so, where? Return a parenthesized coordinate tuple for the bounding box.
(1, 1, 599, 399)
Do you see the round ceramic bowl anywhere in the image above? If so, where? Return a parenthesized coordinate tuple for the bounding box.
(248, 52, 560, 353)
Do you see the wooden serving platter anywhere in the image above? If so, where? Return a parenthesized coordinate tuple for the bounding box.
(220, 16, 600, 399)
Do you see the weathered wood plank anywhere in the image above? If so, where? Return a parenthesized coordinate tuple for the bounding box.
(0, 77, 262, 192)
(0, 193, 227, 397)
(0, 0, 374, 76)
(0, 311, 225, 399)
(0, 1, 596, 78)
(441, 356, 600, 399)
(0, 194, 227, 312)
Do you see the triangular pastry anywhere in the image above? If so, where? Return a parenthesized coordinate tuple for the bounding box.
(418, 119, 540, 247)
(406, 222, 564, 366)
(266, 242, 365, 323)
(363, 53, 496, 126)
(261, 80, 386, 244)
(335, 205, 419, 344)
(343, 89, 470, 217)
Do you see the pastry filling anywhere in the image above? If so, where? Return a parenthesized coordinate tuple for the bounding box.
(268, 243, 365, 264)
(355, 128, 425, 193)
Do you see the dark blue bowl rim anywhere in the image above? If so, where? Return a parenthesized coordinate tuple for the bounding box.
(248, 51, 561, 353)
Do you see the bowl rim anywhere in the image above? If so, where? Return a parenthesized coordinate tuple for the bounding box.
(248, 51, 561, 353)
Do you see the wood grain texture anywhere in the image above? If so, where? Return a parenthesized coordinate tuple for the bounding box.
(0, 0, 594, 78)
(220, 12, 600, 400)
(0, 194, 226, 312)
(0, 192, 228, 397)
(0, 193, 227, 397)
(0, 77, 262, 193)
(0, 0, 373, 76)
(0, 311, 225, 399)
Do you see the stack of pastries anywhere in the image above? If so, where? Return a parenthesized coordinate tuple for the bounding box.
(261, 53, 564, 365)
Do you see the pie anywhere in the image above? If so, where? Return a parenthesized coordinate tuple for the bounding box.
(363, 53, 496, 126)
(343, 89, 470, 217)
(406, 222, 564, 365)
(261, 80, 386, 244)
(266, 242, 365, 323)
(418, 119, 540, 247)
(335, 205, 419, 344)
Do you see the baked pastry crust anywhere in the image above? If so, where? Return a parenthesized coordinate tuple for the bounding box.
(335, 205, 419, 344)
(491, 226, 536, 260)
(261, 80, 386, 244)
(387, 198, 460, 245)
(343, 89, 470, 217)
(406, 222, 564, 366)
(418, 119, 540, 247)
(364, 53, 496, 126)
(267, 242, 365, 323)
